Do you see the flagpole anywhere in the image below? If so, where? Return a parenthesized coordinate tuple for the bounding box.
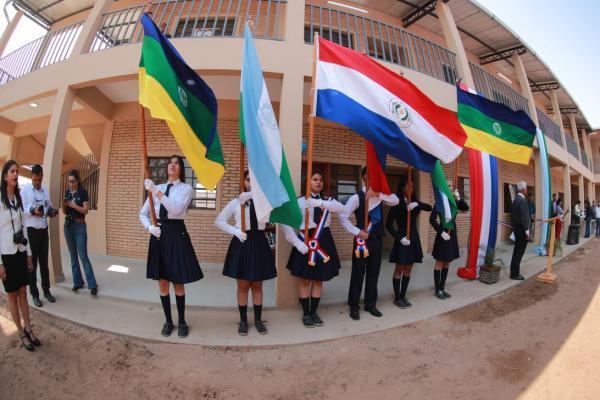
(364, 141, 370, 231)
(448, 157, 460, 234)
(139, 105, 158, 228)
(240, 143, 246, 232)
(305, 32, 319, 243)
(406, 166, 413, 241)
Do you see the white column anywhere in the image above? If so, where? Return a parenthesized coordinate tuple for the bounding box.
(513, 54, 539, 125)
(563, 166, 572, 228)
(550, 90, 566, 148)
(70, 0, 113, 56)
(0, 10, 23, 56)
(569, 114, 582, 161)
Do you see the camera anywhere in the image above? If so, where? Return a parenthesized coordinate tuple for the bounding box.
(46, 207, 59, 217)
(13, 230, 28, 246)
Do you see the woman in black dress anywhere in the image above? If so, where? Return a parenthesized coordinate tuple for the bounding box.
(282, 172, 344, 328)
(140, 155, 203, 339)
(386, 176, 432, 309)
(429, 183, 469, 299)
(0, 160, 41, 351)
(215, 172, 276, 336)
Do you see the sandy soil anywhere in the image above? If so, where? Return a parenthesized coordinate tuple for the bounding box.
(1, 240, 599, 400)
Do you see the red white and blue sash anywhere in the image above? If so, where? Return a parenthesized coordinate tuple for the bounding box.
(354, 222, 372, 258)
(298, 202, 331, 266)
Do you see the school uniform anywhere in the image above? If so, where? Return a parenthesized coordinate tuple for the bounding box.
(0, 197, 32, 293)
(139, 180, 203, 284)
(340, 189, 399, 313)
(215, 198, 276, 282)
(429, 198, 469, 262)
(386, 195, 432, 265)
(282, 194, 344, 282)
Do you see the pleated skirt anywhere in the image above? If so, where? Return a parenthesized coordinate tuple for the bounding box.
(389, 233, 424, 264)
(286, 228, 341, 282)
(431, 230, 460, 262)
(222, 230, 276, 282)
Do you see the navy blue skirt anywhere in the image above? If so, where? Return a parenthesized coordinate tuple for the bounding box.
(1, 251, 29, 293)
(432, 230, 460, 262)
(286, 227, 341, 282)
(223, 230, 276, 282)
(147, 220, 203, 284)
(389, 233, 424, 264)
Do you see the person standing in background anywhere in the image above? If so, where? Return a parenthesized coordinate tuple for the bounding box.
(509, 182, 530, 281)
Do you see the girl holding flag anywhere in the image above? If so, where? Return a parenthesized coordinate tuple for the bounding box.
(282, 171, 344, 328)
(215, 171, 276, 336)
(386, 177, 432, 309)
(429, 182, 469, 299)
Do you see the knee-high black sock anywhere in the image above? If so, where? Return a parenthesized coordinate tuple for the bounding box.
(440, 268, 449, 291)
(238, 305, 248, 323)
(310, 297, 321, 315)
(175, 295, 186, 325)
(160, 295, 173, 325)
(400, 276, 410, 299)
(434, 270, 441, 291)
(299, 297, 310, 316)
(393, 278, 401, 300)
(253, 304, 263, 322)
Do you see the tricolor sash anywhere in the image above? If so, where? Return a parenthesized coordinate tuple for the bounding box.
(354, 222, 372, 258)
(298, 202, 331, 266)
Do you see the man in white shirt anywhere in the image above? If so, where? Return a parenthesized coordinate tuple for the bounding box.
(21, 165, 57, 307)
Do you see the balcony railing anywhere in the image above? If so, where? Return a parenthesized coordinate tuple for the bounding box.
(469, 62, 529, 116)
(536, 109, 563, 147)
(581, 152, 589, 169)
(304, 4, 458, 84)
(565, 134, 579, 160)
(0, 21, 83, 86)
(594, 158, 600, 174)
(90, 0, 287, 53)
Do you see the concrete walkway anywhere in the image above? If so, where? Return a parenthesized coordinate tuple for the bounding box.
(6, 236, 593, 347)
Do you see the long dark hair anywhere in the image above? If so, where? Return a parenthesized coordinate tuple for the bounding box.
(169, 155, 185, 182)
(1, 160, 23, 209)
(68, 169, 85, 191)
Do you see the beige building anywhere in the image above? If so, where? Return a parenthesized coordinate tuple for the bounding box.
(0, 0, 598, 307)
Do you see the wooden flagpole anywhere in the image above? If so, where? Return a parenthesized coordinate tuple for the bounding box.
(537, 216, 558, 283)
(364, 141, 370, 231)
(140, 105, 158, 228)
(305, 32, 319, 242)
(239, 144, 246, 232)
(406, 166, 413, 240)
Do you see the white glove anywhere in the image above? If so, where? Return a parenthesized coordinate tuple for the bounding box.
(407, 202, 418, 211)
(453, 189, 460, 201)
(234, 230, 247, 243)
(144, 179, 159, 194)
(308, 197, 323, 208)
(148, 225, 161, 238)
(294, 241, 309, 254)
(441, 231, 451, 241)
(238, 191, 252, 204)
(400, 237, 410, 246)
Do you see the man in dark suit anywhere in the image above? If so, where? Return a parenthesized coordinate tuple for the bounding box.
(510, 182, 530, 280)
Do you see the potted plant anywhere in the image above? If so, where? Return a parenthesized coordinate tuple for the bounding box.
(478, 246, 505, 284)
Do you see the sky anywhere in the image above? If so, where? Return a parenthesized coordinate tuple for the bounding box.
(0, 0, 599, 128)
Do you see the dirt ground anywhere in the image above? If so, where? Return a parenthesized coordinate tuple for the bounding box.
(1, 240, 599, 400)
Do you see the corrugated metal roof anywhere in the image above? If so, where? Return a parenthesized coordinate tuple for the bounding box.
(13, 0, 95, 27)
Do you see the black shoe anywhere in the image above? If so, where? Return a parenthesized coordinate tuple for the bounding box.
(395, 298, 411, 309)
(311, 313, 324, 326)
(302, 315, 315, 328)
(510, 274, 525, 281)
(442, 290, 451, 298)
(161, 322, 173, 337)
(349, 309, 360, 320)
(20, 334, 34, 352)
(72, 284, 84, 292)
(178, 323, 189, 338)
(32, 297, 43, 308)
(44, 292, 56, 303)
(24, 329, 41, 347)
(435, 290, 447, 300)
(238, 321, 248, 336)
(255, 320, 268, 335)
(90, 287, 98, 296)
(365, 307, 383, 317)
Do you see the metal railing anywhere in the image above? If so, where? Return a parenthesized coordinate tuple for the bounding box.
(90, 0, 287, 53)
(581, 152, 589, 169)
(304, 4, 458, 84)
(469, 62, 529, 115)
(594, 158, 600, 174)
(0, 21, 83, 86)
(565, 133, 579, 160)
(60, 154, 100, 211)
(536, 109, 563, 147)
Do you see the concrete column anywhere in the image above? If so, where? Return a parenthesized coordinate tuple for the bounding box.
(562, 166, 572, 228)
(95, 121, 114, 255)
(569, 114, 582, 161)
(588, 181, 595, 203)
(42, 86, 76, 283)
(275, 0, 306, 308)
(512, 54, 539, 125)
(550, 90, 566, 148)
(0, 10, 23, 56)
(578, 174, 585, 205)
(70, 0, 113, 56)
(435, 1, 475, 88)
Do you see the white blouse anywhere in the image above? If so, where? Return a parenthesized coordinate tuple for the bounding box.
(139, 180, 193, 230)
(21, 183, 53, 229)
(215, 198, 267, 235)
(281, 194, 345, 247)
(339, 189, 400, 236)
(0, 198, 32, 256)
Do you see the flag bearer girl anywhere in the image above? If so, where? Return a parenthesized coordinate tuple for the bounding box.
(140, 155, 203, 339)
(215, 171, 276, 336)
(429, 183, 469, 300)
(281, 171, 344, 328)
(386, 176, 432, 309)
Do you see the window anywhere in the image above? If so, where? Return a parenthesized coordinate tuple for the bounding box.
(301, 162, 360, 204)
(503, 183, 534, 213)
(175, 18, 236, 38)
(147, 157, 217, 210)
(304, 26, 354, 49)
(442, 64, 457, 85)
(366, 37, 402, 64)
